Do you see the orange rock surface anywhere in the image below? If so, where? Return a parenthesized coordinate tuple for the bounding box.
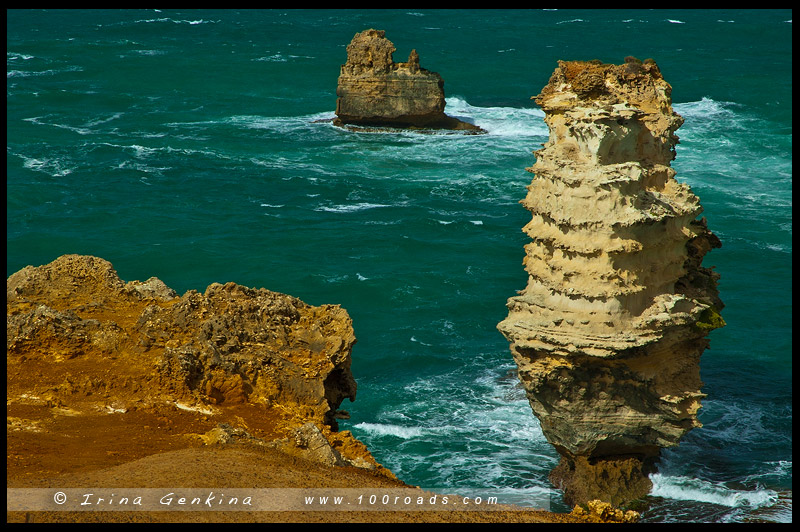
(7, 254, 589, 523)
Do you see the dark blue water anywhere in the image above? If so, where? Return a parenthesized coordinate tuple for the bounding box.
(7, 9, 791, 522)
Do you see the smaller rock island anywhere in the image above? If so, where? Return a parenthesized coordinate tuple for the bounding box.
(333, 29, 485, 134)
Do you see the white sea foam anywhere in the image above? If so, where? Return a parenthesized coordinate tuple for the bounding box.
(742, 460, 793, 484)
(391, 366, 547, 448)
(83, 112, 123, 128)
(764, 243, 791, 253)
(321, 274, 350, 284)
(128, 144, 159, 158)
(698, 400, 771, 445)
(20, 155, 74, 177)
(116, 160, 170, 177)
(315, 202, 393, 213)
(132, 49, 166, 56)
(254, 54, 287, 62)
(650, 473, 779, 508)
(209, 101, 543, 144)
(216, 113, 334, 136)
(353, 422, 424, 439)
(7, 52, 35, 61)
(249, 157, 338, 178)
(672, 97, 791, 220)
(23, 116, 92, 135)
(348, 362, 557, 499)
(124, 17, 218, 26)
(444, 97, 546, 137)
(8, 65, 84, 78)
(674, 97, 742, 127)
(100, 142, 232, 162)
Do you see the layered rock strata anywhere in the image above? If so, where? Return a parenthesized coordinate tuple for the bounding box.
(6, 254, 383, 471)
(498, 58, 724, 507)
(333, 29, 484, 133)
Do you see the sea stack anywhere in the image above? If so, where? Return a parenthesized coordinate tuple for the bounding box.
(497, 58, 724, 507)
(333, 29, 484, 133)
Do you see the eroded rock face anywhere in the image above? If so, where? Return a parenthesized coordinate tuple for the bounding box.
(498, 59, 724, 507)
(334, 29, 484, 133)
(6, 254, 383, 470)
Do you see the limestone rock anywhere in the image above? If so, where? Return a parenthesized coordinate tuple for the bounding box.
(333, 29, 484, 133)
(498, 59, 724, 507)
(6, 254, 383, 470)
(571, 499, 640, 523)
(272, 422, 344, 467)
(199, 423, 268, 447)
(125, 277, 178, 301)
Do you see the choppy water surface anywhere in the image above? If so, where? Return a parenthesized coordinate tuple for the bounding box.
(7, 9, 791, 522)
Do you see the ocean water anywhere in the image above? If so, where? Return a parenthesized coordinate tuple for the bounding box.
(6, 9, 791, 523)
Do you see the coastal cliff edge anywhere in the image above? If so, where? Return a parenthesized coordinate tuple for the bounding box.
(8, 254, 596, 523)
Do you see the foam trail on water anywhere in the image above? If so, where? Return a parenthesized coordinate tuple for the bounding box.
(650, 473, 779, 508)
(353, 422, 425, 439)
(445, 97, 547, 137)
(315, 202, 393, 213)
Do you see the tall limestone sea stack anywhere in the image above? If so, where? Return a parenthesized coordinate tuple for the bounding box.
(498, 58, 724, 507)
(333, 29, 484, 133)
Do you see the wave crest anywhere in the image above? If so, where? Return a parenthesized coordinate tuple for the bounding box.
(650, 473, 779, 508)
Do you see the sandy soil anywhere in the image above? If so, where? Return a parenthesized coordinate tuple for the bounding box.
(7, 420, 583, 523)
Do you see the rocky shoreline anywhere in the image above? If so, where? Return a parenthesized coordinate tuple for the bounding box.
(7, 255, 605, 523)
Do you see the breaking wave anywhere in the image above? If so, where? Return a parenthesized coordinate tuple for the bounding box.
(650, 473, 779, 509)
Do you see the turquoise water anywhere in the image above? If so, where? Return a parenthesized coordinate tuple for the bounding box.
(7, 9, 791, 522)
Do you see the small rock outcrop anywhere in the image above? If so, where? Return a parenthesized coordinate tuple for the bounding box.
(333, 29, 484, 133)
(571, 499, 640, 523)
(498, 58, 724, 507)
(6, 254, 384, 471)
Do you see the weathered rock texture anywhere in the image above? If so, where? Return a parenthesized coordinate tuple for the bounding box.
(333, 29, 484, 133)
(8, 256, 602, 524)
(6, 254, 386, 473)
(497, 58, 724, 507)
